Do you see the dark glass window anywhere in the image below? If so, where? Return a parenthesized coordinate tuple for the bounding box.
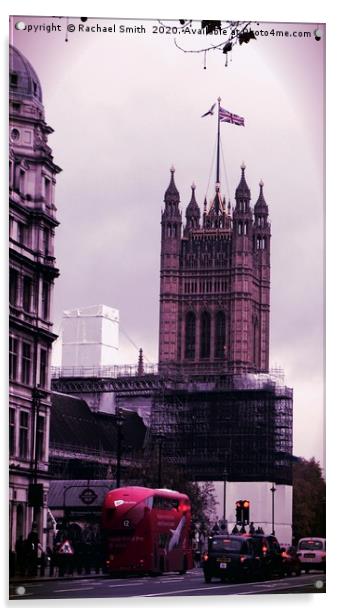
(200, 312, 211, 359)
(18, 222, 26, 245)
(9, 269, 18, 305)
(185, 312, 196, 359)
(9, 337, 18, 381)
(152, 496, 179, 510)
(23, 277, 32, 312)
(37, 415, 45, 460)
(19, 411, 29, 459)
(42, 282, 49, 320)
(19, 170, 25, 194)
(10, 73, 18, 86)
(39, 349, 47, 388)
(21, 342, 31, 385)
(43, 228, 49, 255)
(215, 311, 226, 358)
(44, 178, 51, 206)
(9, 408, 16, 456)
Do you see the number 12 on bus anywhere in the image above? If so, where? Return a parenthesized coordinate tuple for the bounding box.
(101, 486, 193, 575)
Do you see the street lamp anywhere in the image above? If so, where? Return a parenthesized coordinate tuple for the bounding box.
(270, 483, 276, 535)
(29, 386, 47, 521)
(157, 435, 164, 488)
(222, 467, 228, 524)
(115, 409, 124, 489)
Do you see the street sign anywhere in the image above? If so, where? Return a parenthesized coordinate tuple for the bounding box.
(58, 540, 74, 555)
(79, 487, 98, 505)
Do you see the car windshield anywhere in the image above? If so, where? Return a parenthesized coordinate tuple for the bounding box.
(299, 540, 324, 551)
(210, 537, 244, 553)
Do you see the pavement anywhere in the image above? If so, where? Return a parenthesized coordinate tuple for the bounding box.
(10, 570, 109, 584)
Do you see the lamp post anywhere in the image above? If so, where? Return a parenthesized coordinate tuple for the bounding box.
(157, 436, 164, 488)
(115, 409, 124, 489)
(30, 386, 47, 522)
(223, 467, 228, 524)
(270, 483, 276, 535)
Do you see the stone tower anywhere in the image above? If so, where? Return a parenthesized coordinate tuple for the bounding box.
(158, 164, 271, 376)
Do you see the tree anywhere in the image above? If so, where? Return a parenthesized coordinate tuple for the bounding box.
(123, 447, 217, 529)
(292, 457, 326, 542)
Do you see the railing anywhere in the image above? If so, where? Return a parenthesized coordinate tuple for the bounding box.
(51, 364, 159, 379)
(51, 364, 290, 394)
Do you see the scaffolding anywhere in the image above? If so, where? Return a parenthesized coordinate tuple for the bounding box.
(150, 372, 293, 485)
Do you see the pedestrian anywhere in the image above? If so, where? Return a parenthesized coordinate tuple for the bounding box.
(39, 550, 46, 577)
(15, 536, 26, 576)
(9, 550, 16, 578)
(45, 546, 55, 577)
(26, 522, 42, 576)
(249, 522, 255, 534)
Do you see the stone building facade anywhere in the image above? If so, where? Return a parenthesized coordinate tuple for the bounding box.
(9, 45, 61, 550)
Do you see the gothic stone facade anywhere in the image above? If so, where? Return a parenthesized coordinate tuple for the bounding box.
(158, 165, 271, 376)
(9, 45, 60, 550)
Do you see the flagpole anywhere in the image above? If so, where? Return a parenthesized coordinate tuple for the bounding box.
(216, 97, 221, 184)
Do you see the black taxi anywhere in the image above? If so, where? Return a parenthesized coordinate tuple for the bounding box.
(202, 535, 261, 583)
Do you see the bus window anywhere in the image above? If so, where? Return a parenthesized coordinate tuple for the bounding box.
(153, 496, 179, 510)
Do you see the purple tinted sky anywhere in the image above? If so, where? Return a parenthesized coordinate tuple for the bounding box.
(10, 16, 325, 466)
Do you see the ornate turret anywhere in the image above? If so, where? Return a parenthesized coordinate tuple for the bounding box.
(235, 162, 251, 201)
(164, 165, 180, 206)
(254, 180, 268, 215)
(185, 182, 200, 232)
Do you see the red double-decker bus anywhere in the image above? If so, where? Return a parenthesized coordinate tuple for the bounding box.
(101, 486, 193, 576)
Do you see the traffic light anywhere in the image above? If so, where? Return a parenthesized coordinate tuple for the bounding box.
(28, 483, 44, 507)
(243, 500, 250, 525)
(235, 500, 242, 524)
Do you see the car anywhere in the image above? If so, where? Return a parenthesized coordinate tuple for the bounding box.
(296, 537, 326, 573)
(248, 533, 284, 579)
(281, 546, 301, 577)
(202, 534, 261, 583)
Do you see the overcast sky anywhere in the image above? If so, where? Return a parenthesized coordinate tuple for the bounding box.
(11, 16, 325, 467)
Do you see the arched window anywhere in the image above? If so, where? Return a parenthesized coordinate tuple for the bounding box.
(200, 311, 211, 359)
(215, 311, 226, 358)
(185, 312, 196, 359)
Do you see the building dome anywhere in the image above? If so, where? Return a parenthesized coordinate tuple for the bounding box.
(9, 44, 43, 104)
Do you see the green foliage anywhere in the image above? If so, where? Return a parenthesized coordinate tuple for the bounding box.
(292, 457, 326, 542)
(123, 448, 217, 529)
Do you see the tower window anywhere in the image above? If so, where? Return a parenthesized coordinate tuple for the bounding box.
(36, 415, 45, 461)
(185, 312, 196, 359)
(238, 223, 242, 235)
(19, 169, 25, 194)
(9, 268, 19, 305)
(42, 281, 50, 320)
(9, 408, 16, 457)
(39, 349, 48, 388)
(9, 336, 18, 381)
(215, 311, 226, 358)
(200, 311, 211, 359)
(44, 177, 51, 206)
(43, 227, 49, 255)
(23, 276, 32, 312)
(19, 411, 29, 459)
(21, 342, 32, 385)
(10, 73, 18, 87)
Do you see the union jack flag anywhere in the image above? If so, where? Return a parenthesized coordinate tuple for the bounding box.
(219, 106, 245, 126)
